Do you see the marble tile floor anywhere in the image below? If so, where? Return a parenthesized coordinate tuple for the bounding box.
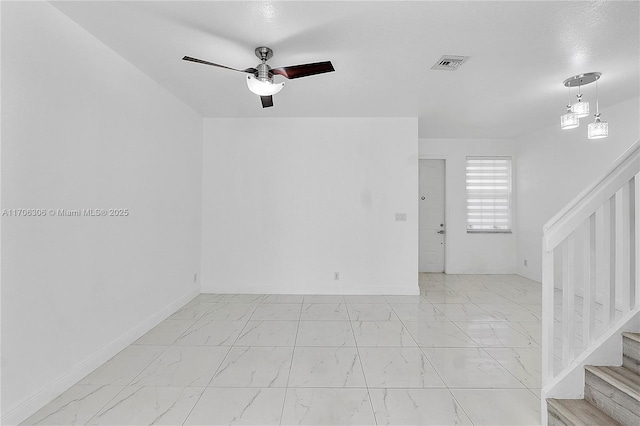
(23, 273, 546, 426)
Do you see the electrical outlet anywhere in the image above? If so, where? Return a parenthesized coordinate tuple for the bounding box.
(334, 272, 340, 280)
(523, 259, 528, 267)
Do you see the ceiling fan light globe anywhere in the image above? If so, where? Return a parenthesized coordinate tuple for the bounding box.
(246, 75, 284, 96)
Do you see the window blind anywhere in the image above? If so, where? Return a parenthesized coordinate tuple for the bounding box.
(466, 156, 512, 233)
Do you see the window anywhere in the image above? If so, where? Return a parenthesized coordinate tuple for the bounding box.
(466, 156, 512, 233)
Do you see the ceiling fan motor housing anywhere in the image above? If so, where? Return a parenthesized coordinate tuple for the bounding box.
(255, 47, 274, 82)
(255, 46, 273, 61)
(256, 63, 273, 82)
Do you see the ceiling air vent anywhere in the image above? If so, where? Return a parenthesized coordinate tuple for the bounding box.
(431, 55, 469, 71)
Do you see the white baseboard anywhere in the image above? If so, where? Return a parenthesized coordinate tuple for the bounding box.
(516, 268, 541, 282)
(1, 288, 199, 426)
(445, 267, 516, 275)
(202, 284, 419, 296)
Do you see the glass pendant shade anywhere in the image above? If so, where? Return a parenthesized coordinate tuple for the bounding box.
(246, 74, 284, 96)
(588, 114, 608, 139)
(571, 94, 589, 118)
(560, 106, 579, 129)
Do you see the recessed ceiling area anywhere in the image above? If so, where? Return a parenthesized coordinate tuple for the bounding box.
(51, 0, 640, 139)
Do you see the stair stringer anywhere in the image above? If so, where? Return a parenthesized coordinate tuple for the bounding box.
(541, 309, 640, 424)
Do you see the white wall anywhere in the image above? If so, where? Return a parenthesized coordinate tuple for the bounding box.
(202, 118, 418, 295)
(1, 2, 202, 423)
(418, 139, 517, 274)
(516, 97, 640, 282)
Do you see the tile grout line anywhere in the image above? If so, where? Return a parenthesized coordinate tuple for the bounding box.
(422, 277, 542, 423)
(110, 297, 209, 425)
(345, 299, 379, 426)
(422, 277, 513, 425)
(180, 297, 257, 425)
(432, 280, 539, 390)
(387, 297, 450, 390)
(86, 308, 203, 425)
(480, 345, 540, 391)
(278, 298, 302, 426)
(447, 388, 477, 425)
(414, 283, 476, 424)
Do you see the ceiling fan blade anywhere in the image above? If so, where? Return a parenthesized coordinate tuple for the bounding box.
(260, 95, 274, 108)
(270, 61, 334, 79)
(182, 56, 257, 74)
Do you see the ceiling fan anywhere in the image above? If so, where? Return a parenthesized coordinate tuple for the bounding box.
(183, 47, 335, 108)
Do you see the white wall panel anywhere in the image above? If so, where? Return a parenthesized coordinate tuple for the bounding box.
(1, 3, 203, 422)
(201, 118, 418, 295)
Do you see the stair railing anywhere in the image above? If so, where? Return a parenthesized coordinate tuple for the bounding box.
(542, 140, 640, 395)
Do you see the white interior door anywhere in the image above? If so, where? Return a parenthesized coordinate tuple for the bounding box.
(419, 159, 445, 272)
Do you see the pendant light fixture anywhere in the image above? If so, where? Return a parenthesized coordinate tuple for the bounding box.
(561, 106, 580, 129)
(571, 90, 589, 118)
(560, 86, 579, 130)
(588, 79, 608, 139)
(562, 72, 607, 139)
(588, 114, 608, 139)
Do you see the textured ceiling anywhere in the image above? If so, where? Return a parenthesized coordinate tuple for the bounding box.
(51, 1, 640, 139)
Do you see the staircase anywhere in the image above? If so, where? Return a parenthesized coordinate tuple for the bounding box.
(547, 332, 640, 425)
(541, 141, 640, 424)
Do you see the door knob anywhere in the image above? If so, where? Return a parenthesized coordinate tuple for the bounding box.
(437, 230, 445, 234)
(421, 196, 426, 200)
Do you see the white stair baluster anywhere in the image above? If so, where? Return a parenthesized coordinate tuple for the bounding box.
(562, 236, 576, 366)
(542, 248, 555, 383)
(629, 176, 636, 309)
(583, 214, 596, 345)
(609, 195, 616, 325)
(622, 182, 631, 313)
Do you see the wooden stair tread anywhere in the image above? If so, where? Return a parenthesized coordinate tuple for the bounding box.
(622, 332, 640, 344)
(547, 398, 621, 425)
(585, 365, 640, 402)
